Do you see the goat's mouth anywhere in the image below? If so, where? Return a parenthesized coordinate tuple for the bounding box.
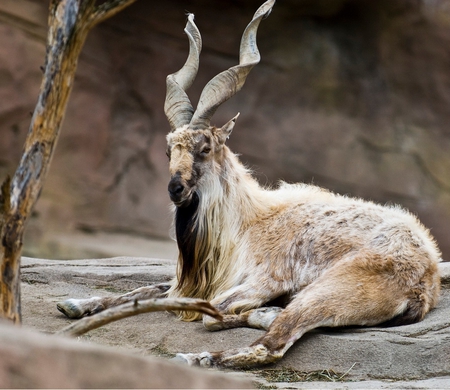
(171, 190, 195, 208)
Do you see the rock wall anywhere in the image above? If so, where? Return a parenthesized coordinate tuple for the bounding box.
(1, 0, 450, 259)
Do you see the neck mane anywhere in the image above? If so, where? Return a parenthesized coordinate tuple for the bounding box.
(168, 147, 264, 320)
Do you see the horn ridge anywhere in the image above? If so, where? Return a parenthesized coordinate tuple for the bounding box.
(189, 0, 275, 130)
(164, 14, 202, 131)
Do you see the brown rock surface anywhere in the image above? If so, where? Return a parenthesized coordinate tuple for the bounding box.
(1, 0, 450, 259)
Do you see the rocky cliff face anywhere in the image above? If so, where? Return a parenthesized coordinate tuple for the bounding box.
(1, 0, 450, 259)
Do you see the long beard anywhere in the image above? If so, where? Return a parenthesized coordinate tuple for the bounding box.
(174, 191, 201, 291)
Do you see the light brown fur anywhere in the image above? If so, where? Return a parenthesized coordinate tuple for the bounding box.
(57, 125, 441, 368)
(164, 124, 441, 367)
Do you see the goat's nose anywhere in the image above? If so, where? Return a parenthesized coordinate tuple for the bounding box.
(168, 180, 184, 198)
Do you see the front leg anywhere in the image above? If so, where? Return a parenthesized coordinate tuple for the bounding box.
(203, 306, 282, 331)
(57, 283, 171, 319)
(201, 282, 287, 331)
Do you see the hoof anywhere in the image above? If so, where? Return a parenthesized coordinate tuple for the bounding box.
(171, 354, 189, 364)
(57, 299, 85, 319)
(172, 352, 213, 368)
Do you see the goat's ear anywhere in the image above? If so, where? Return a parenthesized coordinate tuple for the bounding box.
(218, 113, 240, 143)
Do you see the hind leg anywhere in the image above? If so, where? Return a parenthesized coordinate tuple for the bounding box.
(57, 283, 171, 319)
(176, 256, 438, 368)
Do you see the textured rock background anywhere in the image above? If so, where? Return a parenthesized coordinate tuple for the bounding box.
(1, 0, 450, 259)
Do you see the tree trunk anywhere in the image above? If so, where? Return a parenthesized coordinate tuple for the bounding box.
(0, 0, 136, 324)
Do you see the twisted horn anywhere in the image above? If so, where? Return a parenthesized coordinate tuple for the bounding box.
(189, 0, 275, 130)
(164, 14, 202, 131)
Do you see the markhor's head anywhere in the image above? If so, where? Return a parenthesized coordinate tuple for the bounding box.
(163, 2, 274, 207)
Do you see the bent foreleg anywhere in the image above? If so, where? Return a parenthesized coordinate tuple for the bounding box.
(203, 306, 283, 331)
(202, 281, 288, 331)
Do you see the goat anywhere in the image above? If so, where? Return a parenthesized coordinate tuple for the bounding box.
(57, 0, 441, 369)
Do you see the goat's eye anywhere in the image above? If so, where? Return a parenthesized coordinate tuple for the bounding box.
(201, 147, 211, 155)
(166, 149, 171, 159)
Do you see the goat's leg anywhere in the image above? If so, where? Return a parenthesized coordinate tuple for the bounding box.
(176, 256, 436, 368)
(176, 284, 338, 368)
(203, 282, 289, 331)
(57, 283, 171, 319)
(175, 290, 338, 368)
(203, 306, 283, 331)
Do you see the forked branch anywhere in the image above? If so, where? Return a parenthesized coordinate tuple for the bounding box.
(89, 0, 137, 28)
(57, 298, 222, 337)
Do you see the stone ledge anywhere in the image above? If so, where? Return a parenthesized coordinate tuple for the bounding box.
(20, 256, 450, 385)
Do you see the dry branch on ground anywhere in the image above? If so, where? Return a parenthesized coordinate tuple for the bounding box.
(57, 298, 222, 337)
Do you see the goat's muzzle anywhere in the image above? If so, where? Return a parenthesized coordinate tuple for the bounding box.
(168, 176, 192, 207)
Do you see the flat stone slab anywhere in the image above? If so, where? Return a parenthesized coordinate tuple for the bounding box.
(21, 257, 450, 387)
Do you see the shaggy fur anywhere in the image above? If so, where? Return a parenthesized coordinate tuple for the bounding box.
(163, 122, 441, 368)
(57, 122, 441, 368)
(165, 124, 441, 320)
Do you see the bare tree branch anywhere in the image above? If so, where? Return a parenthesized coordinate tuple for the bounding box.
(89, 0, 137, 28)
(57, 298, 222, 337)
